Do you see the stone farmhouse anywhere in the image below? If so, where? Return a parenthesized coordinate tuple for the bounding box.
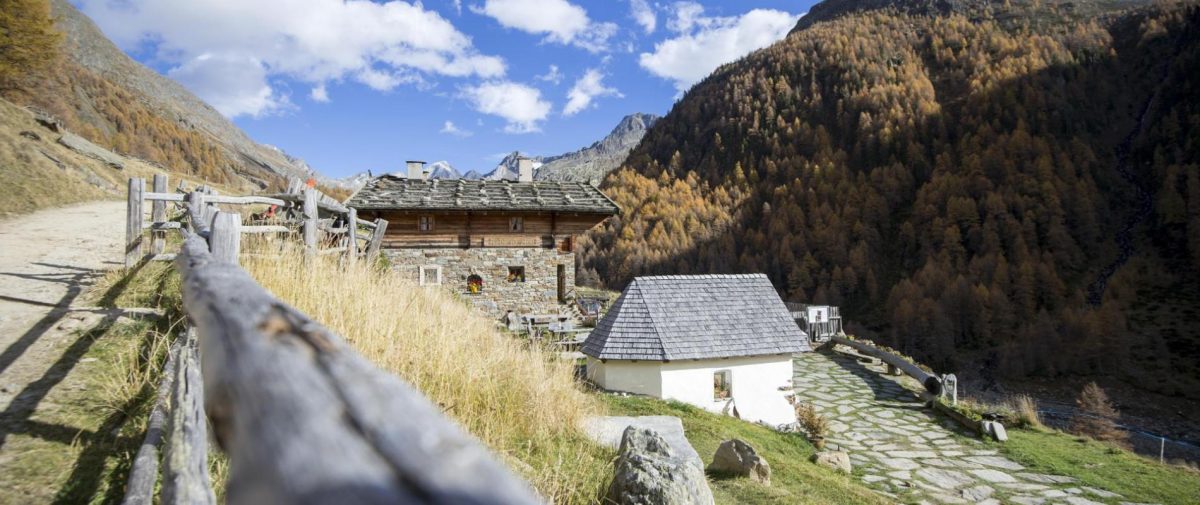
(346, 159, 619, 318)
(582, 274, 811, 427)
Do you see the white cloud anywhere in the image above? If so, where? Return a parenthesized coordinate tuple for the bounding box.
(666, 1, 707, 33)
(476, 0, 616, 53)
(630, 0, 656, 34)
(537, 64, 563, 85)
(641, 5, 800, 92)
(452, 0, 463, 15)
(563, 69, 621, 116)
(167, 53, 289, 117)
(310, 83, 329, 102)
(460, 81, 551, 133)
(78, 0, 505, 118)
(440, 120, 473, 137)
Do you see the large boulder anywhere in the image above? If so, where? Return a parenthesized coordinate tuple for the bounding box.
(707, 439, 771, 485)
(583, 416, 703, 469)
(811, 451, 852, 473)
(606, 427, 715, 505)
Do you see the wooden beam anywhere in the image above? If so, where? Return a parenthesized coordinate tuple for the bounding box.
(209, 212, 242, 265)
(830, 336, 942, 395)
(126, 178, 145, 268)
(346, 208, 359, 262)
(173, 233, 540, 504)
(303, 188, 318, 256)
(145, 192, 186, 202)
(146, 221, 182, 230)
(161, 327, 216, 505)
(241, 225, 292, 234)
(365, 218, 387, 263)
(123, 336, 182, 505)
(152, 175, 167, 256)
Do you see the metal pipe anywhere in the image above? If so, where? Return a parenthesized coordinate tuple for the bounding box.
(830, 336, 943, 395)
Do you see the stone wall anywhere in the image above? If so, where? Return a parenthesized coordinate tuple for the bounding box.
(384, 246, 575, 320)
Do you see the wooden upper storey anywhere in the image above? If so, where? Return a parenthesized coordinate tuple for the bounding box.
(349, 177, 619, 249)
(356, 210, 611, 249)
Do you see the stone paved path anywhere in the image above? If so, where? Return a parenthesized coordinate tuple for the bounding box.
(793, 352, 1143, 505)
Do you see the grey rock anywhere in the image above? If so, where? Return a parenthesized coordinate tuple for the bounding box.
(536, 113, 660, 183)
(583, 416, 703, 469)
(709, 439, 771, 484)
(57, 133, 125, 169)
(19, 130, 41, 141)
(915, 468, 972, 490)
(961, 485, 995, 500)
(606, 427, 715, 505)
(811, 450, 852, 474)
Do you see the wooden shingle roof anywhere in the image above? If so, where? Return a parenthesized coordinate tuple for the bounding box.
(582, 274, 811, 361)
(346, 176, 619, 214)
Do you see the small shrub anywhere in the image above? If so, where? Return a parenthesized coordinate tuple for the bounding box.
(795, 402, 829, 439)
(1069, 382, 1128, 445)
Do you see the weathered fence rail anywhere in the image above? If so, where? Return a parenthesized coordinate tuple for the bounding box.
(120, 176, 538, 504)
(123, 176, 387, 268)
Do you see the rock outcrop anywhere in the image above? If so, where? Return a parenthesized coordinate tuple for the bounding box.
(606, 427, 714, 505)
(536, 113, 659, 183)
(707, 439, 771, 484)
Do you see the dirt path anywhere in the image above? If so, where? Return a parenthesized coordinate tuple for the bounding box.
(0, 200, 128, 502)
(794, 352, 1132, 505)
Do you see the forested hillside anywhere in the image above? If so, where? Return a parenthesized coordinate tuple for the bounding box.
(0, 0, 325, 193)
(580, 0, 1200, 391)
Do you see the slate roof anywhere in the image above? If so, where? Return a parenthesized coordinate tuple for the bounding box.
(346, 175, 619, 214)
(582, 274, 811, 361)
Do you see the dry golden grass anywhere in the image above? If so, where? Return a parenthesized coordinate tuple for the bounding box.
(1009, 394, 1044, 430)
(241, 240, 612, 503)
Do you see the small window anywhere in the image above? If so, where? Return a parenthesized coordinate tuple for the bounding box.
(467, 274, 484, 293)
(714, 370, 732, 401)
(507, 266, 525, 283)
(419, 265, 442, 286)
(559, 236, 573, 253)
(418, 215, 434, 232)
(509, 216, 524, 232)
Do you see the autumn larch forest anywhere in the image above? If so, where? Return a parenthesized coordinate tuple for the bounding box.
(578, 0, 1200, 400)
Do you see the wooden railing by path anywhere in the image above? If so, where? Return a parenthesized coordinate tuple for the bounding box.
(124, 175, 387, 268)
(121, 177, 538, 504)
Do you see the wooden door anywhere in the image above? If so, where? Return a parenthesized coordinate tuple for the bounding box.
(557, 264, 566, 303)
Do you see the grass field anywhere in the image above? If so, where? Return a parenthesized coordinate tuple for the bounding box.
(998, 428, 1200, 505)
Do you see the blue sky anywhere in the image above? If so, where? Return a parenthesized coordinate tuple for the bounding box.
(76, 1, 813, 178)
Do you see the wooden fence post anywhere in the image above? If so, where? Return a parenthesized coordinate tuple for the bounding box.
(209, 212, 242, 265)
(346, 208, 359, 263)
(125, 177, 145, 268)
(365, 218, 387, 263)
(151, 174, 167, 255)
(303, 187, 318, 256)
(186, 192, 205, 234)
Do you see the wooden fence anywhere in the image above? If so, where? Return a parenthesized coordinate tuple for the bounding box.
(120, 176, 538, 505)
(124, 175, 388, 268)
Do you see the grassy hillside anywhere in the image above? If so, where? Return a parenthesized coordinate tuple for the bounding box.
(604, 395, 889, 505)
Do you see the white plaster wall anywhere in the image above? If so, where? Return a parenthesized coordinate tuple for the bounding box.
(659, 355, 797, 427)
(587, 358, 662, 397)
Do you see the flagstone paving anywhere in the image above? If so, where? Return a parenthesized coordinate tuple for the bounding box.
(792, 352, 1145, 505)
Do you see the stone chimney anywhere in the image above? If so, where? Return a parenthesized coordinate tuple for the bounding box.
(406, 160, 426, 180)
(517, 157, 534, 182)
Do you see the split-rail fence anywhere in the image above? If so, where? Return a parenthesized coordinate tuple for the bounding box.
(118, 175, 540, 505)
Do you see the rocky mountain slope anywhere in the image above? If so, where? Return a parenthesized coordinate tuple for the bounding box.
(2, 0, 327, 193)
(581, 0, 1200, 395)
(536, 113, 659, 183)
